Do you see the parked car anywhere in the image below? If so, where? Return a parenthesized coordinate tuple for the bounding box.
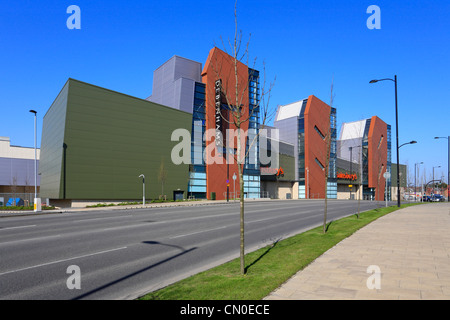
(422, 195, 431, 202)
(431, 194, 445, 202)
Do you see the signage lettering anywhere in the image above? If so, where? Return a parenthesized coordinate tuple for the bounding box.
(260, 167, 285, 177)
(337, 172, 357, 181)
(215, 79, 223, 149)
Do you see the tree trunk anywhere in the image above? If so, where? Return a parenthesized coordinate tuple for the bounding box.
(323, 186, 328, 233)
(238, 161, 245, 275)
(237, 125, 245, 275)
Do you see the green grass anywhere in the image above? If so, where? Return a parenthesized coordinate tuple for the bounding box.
(86, 199, 200, 208)
(139, 203, 422, 300)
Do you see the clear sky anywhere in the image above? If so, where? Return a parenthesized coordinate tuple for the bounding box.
(1, 0, 449, 184)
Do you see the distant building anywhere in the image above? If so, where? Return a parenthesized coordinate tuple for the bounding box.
(38, 46, 394, 207)
(337, 117, 392, 201)
(0, 136, 40, 206)
(272, 97, 337, 199)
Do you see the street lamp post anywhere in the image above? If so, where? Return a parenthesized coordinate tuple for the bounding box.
(370, 75, 401, 206)
(434, 136, 450, 201)
(139, 174, 145, 205)
(399, 141, 417, 149)
(349, 145, 362, 201)
(432, 166, 441, 195)
(29, 110, 40, 212)
(415, 162, 423, 202)
(398, 140, 417, 202)
(349, 146, 353, 200)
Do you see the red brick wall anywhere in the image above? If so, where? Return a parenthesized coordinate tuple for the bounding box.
(304, 95, 331, 199)
(202, 47, 250, 200)
(368, 116, 388, 201)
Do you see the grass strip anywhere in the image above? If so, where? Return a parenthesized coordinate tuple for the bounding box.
(139, 203, 422, 300)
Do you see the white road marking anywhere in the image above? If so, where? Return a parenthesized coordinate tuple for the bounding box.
(0, 246, 128, 276)
(0, 225, 36, 231)
(0, 234, 62, 246)
(169, 226, 227, 239)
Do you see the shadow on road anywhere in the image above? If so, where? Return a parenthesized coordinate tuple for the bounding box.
(71, 241, 197, 300)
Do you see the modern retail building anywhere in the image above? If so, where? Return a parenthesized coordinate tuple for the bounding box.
(336, 117, 392, 201)
(38, 47, 393, 207)
(0, 136, 40, 206)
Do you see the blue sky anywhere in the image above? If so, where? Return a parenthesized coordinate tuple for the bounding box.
(1, 0, 449, 183)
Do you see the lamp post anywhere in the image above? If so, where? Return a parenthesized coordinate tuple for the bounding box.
(349, 145, 362, 201)
(434, 136, 449, 201)
(139, 174, 145, 205)
(415, 162, 423, 202)
(399, 141, 417, 149)
(29, 110, 40, 212)
(398, 140, 417, 202)
(433, 166, 441, 195)
(370, 75, 400, 206)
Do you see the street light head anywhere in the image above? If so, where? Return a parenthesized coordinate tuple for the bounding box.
(410, 141, 417, 144)
(369, 80, 378, 84)
(29, 110, 37, 114)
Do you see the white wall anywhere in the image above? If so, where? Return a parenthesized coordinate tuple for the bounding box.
(0, 137, 40, 160)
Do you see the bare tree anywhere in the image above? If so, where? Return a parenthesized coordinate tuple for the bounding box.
(10, 176, 18, 206)
(210, 1, 275, 274)
(158, 157, 168, 200)
(323, 77, 335, 233)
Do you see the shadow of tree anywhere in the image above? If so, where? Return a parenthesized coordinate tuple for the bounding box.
(325, 220, 334, 232)
(72, 241, 196, 300)
(244, 239, 280, 274)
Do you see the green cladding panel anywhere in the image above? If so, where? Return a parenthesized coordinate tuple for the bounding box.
(278, 154, 295, 181)
(39, 81, 69, 199)
(40, 79, 192, 200)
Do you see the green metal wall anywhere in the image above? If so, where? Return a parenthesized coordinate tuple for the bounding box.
(39, 81, 69, 199)
(40, 79, 192, 201)
(278, 153, 295, 181)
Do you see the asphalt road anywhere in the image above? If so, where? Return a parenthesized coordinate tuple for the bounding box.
(0, 199, 391, 300)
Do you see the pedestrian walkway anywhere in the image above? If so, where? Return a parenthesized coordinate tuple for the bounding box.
(265, 203, 450, 300)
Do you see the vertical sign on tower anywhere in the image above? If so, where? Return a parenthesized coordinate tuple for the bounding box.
(215, 79, 223, 150)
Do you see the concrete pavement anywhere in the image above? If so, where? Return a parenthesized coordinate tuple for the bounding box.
(265, 203, 450, 300)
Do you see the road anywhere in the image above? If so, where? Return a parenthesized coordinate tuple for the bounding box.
(0, 199, 390, 300)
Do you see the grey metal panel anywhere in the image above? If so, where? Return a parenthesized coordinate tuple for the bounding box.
(0, 158, 40, 186)
(39, 81, 69, 198)
(0, 158, 10, 185)
(336, 157, 361, 173)
(260, 139, 294, 157)
(337, 138, 363, 163)
(149, 56, 201, 112)
(274, 117, 298, 179)
(174, 77, 195, 114)
(173, 56, 202, 82)
(274, 117, 298, 146)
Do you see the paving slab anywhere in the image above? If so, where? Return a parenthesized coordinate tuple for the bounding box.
(265, 203, 450, 300)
